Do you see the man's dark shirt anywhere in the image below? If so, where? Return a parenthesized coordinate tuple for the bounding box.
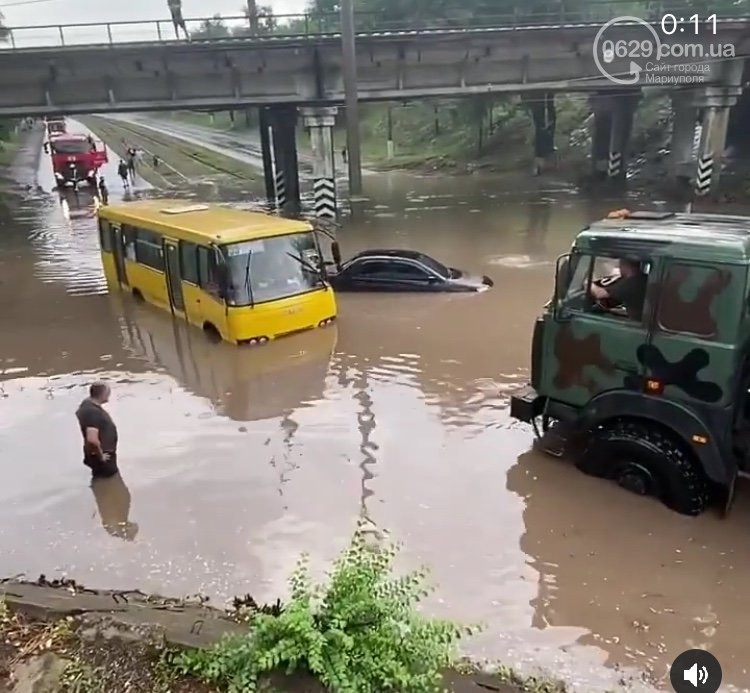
(76, 399, 119, 477)
(606, 273, 647, 320)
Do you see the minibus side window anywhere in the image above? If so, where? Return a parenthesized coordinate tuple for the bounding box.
(180, 241, 199, 284)
(135, 228, 165, 271)
(197, 246, 221, 298)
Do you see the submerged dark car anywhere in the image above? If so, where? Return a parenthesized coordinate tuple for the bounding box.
(328, 249, 494, 293)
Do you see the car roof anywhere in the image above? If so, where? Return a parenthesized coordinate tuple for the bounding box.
(349, 249, 437, 262)
(578, 212, 750, 264)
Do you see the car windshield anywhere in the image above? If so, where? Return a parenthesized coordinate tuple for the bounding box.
(222, 232, 324, 306)
(51, 139, 90, 154)
(415, 254, 450, 278)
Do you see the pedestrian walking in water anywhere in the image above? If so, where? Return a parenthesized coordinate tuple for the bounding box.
(76, 382, 119, 480)
(98, 176, 109, 205)
(168, 0, 190, 40)
(341, 148, 347, 164)
(118, 160, 130, 189)
(126, 147, 137, 183)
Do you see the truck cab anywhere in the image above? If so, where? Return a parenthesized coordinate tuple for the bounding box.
(510, 210, 750, 516)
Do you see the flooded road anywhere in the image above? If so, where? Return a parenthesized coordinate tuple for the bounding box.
(1, 127, 749, 692)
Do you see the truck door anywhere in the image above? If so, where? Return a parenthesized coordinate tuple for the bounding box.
(646, 260, 737, 409)
(543, 252, 648, 407)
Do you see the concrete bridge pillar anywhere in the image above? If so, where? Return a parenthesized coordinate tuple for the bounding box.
(669, 95, 699, 182)
(590, 96, 612, 180)
(691, 85, 743, 196)
(589, 90, 639, 181)
(260, 105, 301, 216)
(527, 92, 556, 175)
(301, 106, 338, 219)
(608, 91, 639, 180)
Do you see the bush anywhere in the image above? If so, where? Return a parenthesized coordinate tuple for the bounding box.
(171, 525, 478, 692)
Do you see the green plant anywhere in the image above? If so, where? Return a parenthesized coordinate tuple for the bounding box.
(171, 525, 478, 692)
(60, 657, 99, 693)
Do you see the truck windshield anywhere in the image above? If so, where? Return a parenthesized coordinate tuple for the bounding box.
(51, 140, 91, 154)
(222, 232, 324, 306)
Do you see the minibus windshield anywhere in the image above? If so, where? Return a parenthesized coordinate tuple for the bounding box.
(222, 232, 325, 306)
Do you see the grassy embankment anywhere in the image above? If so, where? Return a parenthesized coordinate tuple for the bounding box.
(167, 93, 670, 175)
(0, 528, 579, 693)
(0, 126, 20, 168)
(79, 115, 261, 189)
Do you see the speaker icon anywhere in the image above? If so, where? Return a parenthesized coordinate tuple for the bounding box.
(684, 662, 709, 688)
(671, 650, 721, 693)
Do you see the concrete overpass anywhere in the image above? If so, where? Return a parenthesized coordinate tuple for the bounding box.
(2, 12, 749, 213)
(1, 19, 749, 115)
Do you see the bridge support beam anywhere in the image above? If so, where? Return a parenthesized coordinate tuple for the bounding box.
(258, 107, 276, 204)
(301, 106, 338, 219)
(668, 95, 699, 183)
(691, 85, 743, 196)
(590, 90, 639, 181)
(263, 105, 301, 216)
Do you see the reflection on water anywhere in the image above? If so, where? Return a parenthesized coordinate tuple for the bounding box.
(3, 129, 750, 691)
(91, 473, 138, 541)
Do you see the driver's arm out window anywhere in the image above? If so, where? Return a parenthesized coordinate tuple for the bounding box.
(562, 255, 623, 313)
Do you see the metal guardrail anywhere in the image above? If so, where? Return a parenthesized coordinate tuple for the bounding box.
(0, 2, 748, 50)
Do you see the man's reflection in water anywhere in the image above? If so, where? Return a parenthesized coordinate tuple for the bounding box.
(90, 473, 138, 541)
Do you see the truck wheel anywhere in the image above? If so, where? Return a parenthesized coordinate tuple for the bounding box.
(577, 420, 709, 516)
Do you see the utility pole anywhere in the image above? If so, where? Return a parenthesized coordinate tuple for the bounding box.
(340, 0, 362, 194)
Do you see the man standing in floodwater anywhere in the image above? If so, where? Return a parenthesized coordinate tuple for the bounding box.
(117, 160, 130, 190)
(76, 382, 119, 479)
(168, 0, 190, 40)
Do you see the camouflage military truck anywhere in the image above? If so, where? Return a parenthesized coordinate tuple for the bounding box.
(510, 210, 750, 516)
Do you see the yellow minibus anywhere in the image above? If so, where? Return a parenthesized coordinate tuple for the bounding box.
(97, 200, 337, 344)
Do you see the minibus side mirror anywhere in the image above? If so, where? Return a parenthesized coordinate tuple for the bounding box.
(331, 241, 342, 270)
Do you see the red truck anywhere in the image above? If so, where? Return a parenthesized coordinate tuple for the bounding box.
(44, 133, 109, 189)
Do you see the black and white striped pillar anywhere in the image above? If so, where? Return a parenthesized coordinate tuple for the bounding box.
(313, 178, 336, 219)
(695, 155, 713, 196)
(607, 151, 623, 178)
(274, 170, 287, 209)
(301, 106, 339, 219)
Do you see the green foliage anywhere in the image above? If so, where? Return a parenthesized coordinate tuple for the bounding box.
(60, 657, 100, 693)
(170, 526, 478, 692)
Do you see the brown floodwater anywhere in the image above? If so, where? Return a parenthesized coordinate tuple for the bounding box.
(2, 126, 749, 692)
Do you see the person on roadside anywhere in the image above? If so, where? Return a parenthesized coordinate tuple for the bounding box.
(98, 176, 109, 205)
(126, 147, 137, 182)
(168, 0, 190, 40)
(76, 382, 119, 480)
(117, 160, 130, 189)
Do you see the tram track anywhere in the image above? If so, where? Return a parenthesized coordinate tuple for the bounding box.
(79, 115, 258, 188)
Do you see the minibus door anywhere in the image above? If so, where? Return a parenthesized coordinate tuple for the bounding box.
(110, 223, 128, 287)
(163, 239, 185, 314)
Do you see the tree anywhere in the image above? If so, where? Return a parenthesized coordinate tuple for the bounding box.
(0, 11, 9, 42)
(191, 15, 231, 39)
(235, 4, 276, 35)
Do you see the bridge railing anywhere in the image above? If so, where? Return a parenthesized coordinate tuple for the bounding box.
(1, 1, 747, 50)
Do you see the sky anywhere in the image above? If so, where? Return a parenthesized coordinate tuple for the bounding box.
(0, 0, 309, 27)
